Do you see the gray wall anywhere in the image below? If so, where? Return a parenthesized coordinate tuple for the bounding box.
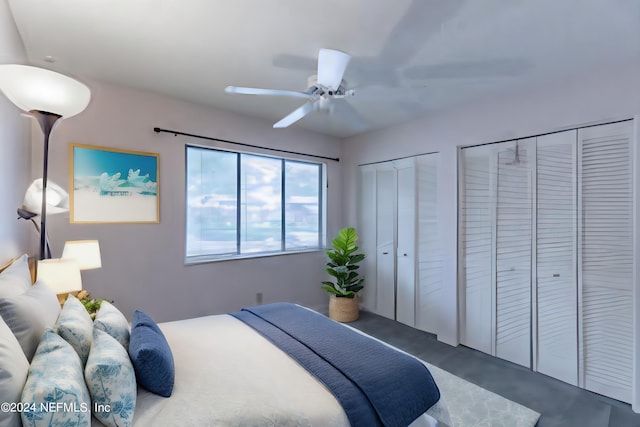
(341, 61, 640, 346)
(0, 0, 29, 265)
(37, 79, 342, 322)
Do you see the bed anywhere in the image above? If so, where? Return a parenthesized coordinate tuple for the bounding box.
(0, 255, 452, 427)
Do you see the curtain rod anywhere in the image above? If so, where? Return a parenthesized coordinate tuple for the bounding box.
(153, 127, 339, 162)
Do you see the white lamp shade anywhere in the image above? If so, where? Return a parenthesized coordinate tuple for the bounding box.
(22, 179, 69, 215)
(317, 48, 351, 90)
(62, 240, 102, 270)
(37, 258, 82, 293)
(0, 64, 90, 118)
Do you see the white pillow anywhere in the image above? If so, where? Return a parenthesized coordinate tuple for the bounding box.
(0, 280, 61, 361)
(0, 254, 32, 298)
(0, 315, 29, 427)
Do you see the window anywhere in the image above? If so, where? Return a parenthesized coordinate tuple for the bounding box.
(186, 145, 324, 262)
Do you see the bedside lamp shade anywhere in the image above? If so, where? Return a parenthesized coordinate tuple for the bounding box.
(0, 64, 90, 118)
(62, 240, 102, 270)
(37, 258, 82, 294)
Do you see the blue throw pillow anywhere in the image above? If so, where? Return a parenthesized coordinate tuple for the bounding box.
(128, 310, 174, 397)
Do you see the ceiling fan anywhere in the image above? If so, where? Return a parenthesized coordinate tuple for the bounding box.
(225, 48, 366, 130)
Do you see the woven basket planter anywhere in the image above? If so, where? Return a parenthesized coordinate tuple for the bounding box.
(329, 295, 359, 322)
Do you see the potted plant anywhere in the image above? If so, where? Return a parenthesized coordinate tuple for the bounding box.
(321, 227, 365, 322)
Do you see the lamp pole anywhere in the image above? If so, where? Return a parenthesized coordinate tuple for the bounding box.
(31, 110, 62, 260)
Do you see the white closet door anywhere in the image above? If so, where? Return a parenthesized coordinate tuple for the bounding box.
(396, 162, 416, 326)
(460, 145, 494, 355)
(416, 154, 440, 334)
(358, 166, 378, 312)
(495, 139, 533, 368)
(536, 131, 578, 385)
(376, 168, 397, 320)
(579, 122, 634, 403)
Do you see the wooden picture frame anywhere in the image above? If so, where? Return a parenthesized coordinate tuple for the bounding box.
(69, 143, 159, 223)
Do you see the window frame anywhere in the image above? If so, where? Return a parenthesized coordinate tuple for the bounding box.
(184, 144, 326, 264)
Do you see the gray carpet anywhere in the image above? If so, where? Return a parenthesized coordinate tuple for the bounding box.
(347, 310, 640, 427)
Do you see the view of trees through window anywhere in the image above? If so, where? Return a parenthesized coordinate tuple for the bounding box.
(186, 146, 323, 261)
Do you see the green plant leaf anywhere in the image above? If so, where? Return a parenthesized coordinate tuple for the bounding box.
(321, 284, 342, 295)
(338, 227, 358, 249)
(350, 253, 365, 263)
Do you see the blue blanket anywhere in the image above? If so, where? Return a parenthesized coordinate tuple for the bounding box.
(230, 302, 440, 427)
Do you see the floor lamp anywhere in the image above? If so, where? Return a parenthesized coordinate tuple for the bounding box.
(0, 65, 91, 259)
(17, 178, 70, 258)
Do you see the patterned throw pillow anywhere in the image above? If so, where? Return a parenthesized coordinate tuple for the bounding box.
(128, 310, 175, 397)
(93, 300, 130, 349)
(56, 294, 94, 365)
(0, 316, 28, 427)
(85, 329, 136, 427)
(21, 329, 91, 427)
(0, 280, 61, 361)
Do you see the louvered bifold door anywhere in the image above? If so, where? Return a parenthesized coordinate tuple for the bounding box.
(396, 160, 417, 327)
(495, 139, 533, 368)
(535, 131, 578, 386)
(578, 121, 634, 403)
(358, 166, 378, 313)
(376, 167, 397, 320)
(416, 154, 440, 334)
(459, 145, 494, 355)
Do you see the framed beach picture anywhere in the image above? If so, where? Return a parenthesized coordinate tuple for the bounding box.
(69, 143, 159, 223)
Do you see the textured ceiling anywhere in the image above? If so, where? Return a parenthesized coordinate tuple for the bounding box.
(7, 0, 640, 137)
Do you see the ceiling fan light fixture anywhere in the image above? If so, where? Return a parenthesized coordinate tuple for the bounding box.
(316, 48, 351, 90)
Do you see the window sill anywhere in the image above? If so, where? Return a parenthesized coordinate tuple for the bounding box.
(184, 248, 325, 265)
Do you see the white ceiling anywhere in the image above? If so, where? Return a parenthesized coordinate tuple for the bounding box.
(7, 0, 640, 138)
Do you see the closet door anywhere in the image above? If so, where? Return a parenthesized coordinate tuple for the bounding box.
(376, 167, 397, 320)
(578, 121, 634, 403)
(535, 131, 578, 385)
(495, 139, 533, 368)
(459, 145, 495, 355)
(358, 166, 377, 312)
(396, 161, 416, 326)
(416, 154, 440, 334)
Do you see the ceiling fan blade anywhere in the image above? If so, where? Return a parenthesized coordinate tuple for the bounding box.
(330, 99, 369, 132)
(272, 54, 317, 71)
(225, 86, 312, 99)
(317, 49, 351, 90)
(378, 0, 465, 66)
(273, 101, 317, 128)
(404, 58, 533, 79)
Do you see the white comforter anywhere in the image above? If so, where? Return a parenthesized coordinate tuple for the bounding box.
(128, 314, 451, 427)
